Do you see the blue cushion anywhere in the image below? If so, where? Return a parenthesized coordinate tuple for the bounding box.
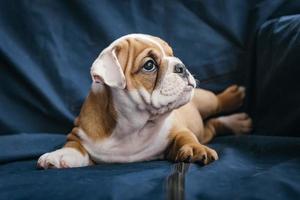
(254, 14, 300, 136)
(0, 134, 299, 200)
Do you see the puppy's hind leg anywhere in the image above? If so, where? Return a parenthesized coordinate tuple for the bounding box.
(217, 85, 246, 114)
(192, 85, 245, 120)
(199, 113, 252, 144)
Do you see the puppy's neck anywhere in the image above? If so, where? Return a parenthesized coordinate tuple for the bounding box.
(111, 88, 171, 136)
(78, 84, 171, 139)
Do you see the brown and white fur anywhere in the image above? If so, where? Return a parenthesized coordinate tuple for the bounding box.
(37, 34, 252, 169)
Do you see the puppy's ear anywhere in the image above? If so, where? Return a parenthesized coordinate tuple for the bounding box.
(90, 46, 126, 89)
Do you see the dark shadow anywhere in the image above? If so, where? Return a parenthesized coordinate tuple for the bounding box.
(166, 162, 190, 200)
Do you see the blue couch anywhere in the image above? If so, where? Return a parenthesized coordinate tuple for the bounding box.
(1, 1, 300, 199)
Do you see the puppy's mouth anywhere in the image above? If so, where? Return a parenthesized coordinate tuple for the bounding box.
(187, 83, 196, 89)
(151, 87, 193, 116)
(188, 83, 194, 87)
(185, 81, 196, 91)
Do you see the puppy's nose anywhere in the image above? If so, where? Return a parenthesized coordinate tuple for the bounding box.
(174, 63, 186, 74)
(174, 63, 189, 77)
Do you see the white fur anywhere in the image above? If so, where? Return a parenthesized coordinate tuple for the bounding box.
(78, 88, 174, 163)
(37, 148, 90, 169)
(78, 118, 172, 163)
(79, 88, 173, 163)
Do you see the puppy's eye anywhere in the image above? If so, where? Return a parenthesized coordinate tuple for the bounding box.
(142, 60, 157, 73)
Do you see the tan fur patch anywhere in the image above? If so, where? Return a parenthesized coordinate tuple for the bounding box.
(114, 37, 173, 93)
(74, 86, 117, 141)
(64, 131, 87, 155)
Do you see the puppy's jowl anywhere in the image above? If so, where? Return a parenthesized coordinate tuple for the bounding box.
(38, 34, 252, 169)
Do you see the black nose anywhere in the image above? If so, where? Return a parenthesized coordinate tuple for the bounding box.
(174, 63, 189, 77)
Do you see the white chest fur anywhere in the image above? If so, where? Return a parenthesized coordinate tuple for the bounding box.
(78, 115, 173, 163)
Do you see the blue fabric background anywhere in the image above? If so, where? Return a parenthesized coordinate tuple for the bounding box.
(254, 15, 300, 136)
(1, 0, 300, 134)
(0, 0, 300, 199)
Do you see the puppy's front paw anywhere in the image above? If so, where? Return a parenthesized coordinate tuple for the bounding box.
(37, 148, 90, 169)
(219, 113, 252, 135)
(175, 143, 218, 165)
(218, 85, 246, 113)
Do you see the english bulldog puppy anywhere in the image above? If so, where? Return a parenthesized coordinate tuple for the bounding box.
(38, 34, 252, 169)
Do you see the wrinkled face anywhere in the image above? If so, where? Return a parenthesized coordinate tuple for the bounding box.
(91, 34, 196, 116)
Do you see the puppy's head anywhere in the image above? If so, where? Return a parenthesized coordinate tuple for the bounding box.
(91, 34, 196, 116)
